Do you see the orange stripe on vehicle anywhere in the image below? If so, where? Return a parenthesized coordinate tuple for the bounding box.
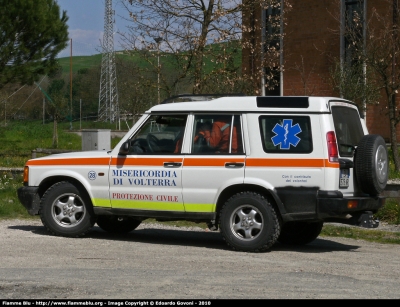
(246, 158, 338, 168)
(111, 157, 183, 167)
(183, 157, 245, 167)
(27, 157, 339, 169)
(27, 158, 111, 166)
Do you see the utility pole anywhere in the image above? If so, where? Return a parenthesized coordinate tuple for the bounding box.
(70, 38, 73, 130)
(98, 0, 119, 129)
(393, 0, 398, 105)
(154, 37, 162, 104)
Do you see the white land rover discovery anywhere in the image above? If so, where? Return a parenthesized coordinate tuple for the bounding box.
(18, 96, 388, 252)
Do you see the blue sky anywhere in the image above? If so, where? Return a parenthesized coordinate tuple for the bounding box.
(56, 0, 130, 57)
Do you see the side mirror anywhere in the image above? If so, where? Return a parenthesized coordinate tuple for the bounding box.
(119, 141, 129, 155)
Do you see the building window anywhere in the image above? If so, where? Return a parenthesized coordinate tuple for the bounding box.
(342, 0, 365, 66)
(262, 4, 282, 96)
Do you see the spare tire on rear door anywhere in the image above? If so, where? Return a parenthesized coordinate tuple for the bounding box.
(355, 134, 388, 196)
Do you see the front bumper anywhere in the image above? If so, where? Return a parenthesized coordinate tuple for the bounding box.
(17, 186, 40, 215)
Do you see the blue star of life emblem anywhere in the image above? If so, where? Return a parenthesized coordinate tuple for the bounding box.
(271, 119, 302, 150)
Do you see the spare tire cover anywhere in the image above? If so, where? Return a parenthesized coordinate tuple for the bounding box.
(355, 134, 388, 196)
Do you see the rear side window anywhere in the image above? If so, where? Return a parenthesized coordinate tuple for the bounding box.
(259, 116, 313, 153)
(191, 114, 244, 154)
(331, 106, 364, 157)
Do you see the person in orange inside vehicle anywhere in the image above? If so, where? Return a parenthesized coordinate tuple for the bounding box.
(174, 137, 183, 153)
(174, 126, 185, 154)
(196, 117, 238, 153)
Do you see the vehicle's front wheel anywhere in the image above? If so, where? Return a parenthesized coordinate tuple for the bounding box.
(277, 221, 323, 245)
(219, 192, 280, 252)
(96, 216, 141, 233)
(40, 181, 95, 237)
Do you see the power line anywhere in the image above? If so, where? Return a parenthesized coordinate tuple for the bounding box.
(11, 76, 46, 118)
(0, 84, 26, 104)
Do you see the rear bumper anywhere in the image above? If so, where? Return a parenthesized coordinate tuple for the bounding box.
(317, 195, 385, 219)
(276, 188, 385, 227)
(17, 186, 40, 215)
(316, 192, 385, 228)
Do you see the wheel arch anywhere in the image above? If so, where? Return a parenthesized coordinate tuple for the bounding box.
(215, 184, 286, 224)
(37, 176, 92, 206)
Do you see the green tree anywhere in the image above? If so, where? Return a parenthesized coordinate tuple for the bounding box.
(329, 60, 381, 112)
(70, 67, 101, 122)
(116, 58, 157, 127)
(0, 0, 69, 89)
(46, 77, 69, 148)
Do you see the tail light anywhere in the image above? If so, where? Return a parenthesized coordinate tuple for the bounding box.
(326, 131, 339, 162)
(347, 200, 358, 209)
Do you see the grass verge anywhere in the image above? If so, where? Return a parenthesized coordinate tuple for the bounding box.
(0, 172, 31, 219)
(320, 224, 400, 244)
(0, 120, 122, 167)
(375, 198, 400, 224)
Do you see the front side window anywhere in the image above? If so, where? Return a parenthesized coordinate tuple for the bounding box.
(191, 114, 244, 154)
(127, 114, 187, 154)
(259, 116, 313, 153)
(331, 106, 364, 157)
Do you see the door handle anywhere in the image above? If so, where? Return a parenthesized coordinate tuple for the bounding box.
(164, 162, 182, 167)
(225, 162, 244, 168)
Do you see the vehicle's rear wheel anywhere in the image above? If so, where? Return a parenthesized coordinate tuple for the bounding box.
(355, 134, 388, 196)
(219, 192, 280, 252)
(277, 221, 323, 245)
(40, 181, 95, 237)
(96, 216, 141, 233)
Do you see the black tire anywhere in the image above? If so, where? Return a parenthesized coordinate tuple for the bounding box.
(40, 181, 95, 237)
(96, 216, 141, 233)
(219, 192, 281, 252)
(277, 221, 323, 245)
(355, 134, 388, 196)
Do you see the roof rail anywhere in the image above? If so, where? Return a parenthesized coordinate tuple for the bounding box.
(160, 93, 246, 104)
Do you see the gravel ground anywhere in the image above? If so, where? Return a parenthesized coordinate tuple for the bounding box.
(0, 218, 399, 300)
